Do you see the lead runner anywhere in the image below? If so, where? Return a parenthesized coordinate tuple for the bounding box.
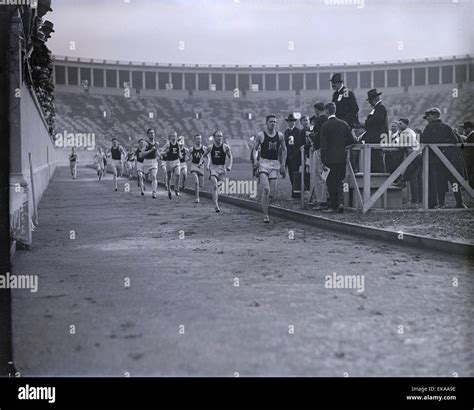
(253, 114, 287, 223)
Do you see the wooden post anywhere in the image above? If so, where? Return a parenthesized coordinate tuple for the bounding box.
(362, 149, 420, 213)
(309, 149, 315, 203)
(422, 145, 429, 209)
(28, 153, 38, 225)
(300, 146, 305, 210)
(347, 154, 363, 211)
(363, 145, 371, 210)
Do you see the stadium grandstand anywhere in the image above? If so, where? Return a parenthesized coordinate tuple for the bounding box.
(53, 54, 474, 157)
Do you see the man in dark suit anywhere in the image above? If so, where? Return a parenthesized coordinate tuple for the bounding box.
(330, 73, 360, 129)
(320, 102, 354, 213)
(420, 107, 459, 208)
(310, 102, 329, 209)
(362, 88, 388, 173)
(311, 102, 327, 150)
(284, 113, 303, 197)
(463, 121, 474, 188)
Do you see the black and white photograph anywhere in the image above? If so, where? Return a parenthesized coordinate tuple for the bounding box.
(0, 0, 473, 408)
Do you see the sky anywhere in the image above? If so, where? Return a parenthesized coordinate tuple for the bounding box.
(46, 0, 474, 65)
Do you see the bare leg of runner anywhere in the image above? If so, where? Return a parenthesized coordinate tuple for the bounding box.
(113, 166, 118, 191)
(193, 172, 200, 203)
(150, 168, 158, 198)
(166, 171, 172, 199)
(260, 173, 270, 222)
(174, 169, 180, 196)
(211, 175, 220, 212)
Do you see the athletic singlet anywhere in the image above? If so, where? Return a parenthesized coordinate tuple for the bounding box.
(144, 141, 158, 160)
(191, 146, 205, 164)
(260, 132, 280, 161)
(111, 146, 121, 160)
(179, 147, 186, 163)
(135, 148, 145, 163)
(211, 144, 226, 166)
(126, 153, 135, 162)
(69, 153, 77, 162)
(167, 142, 180, 161)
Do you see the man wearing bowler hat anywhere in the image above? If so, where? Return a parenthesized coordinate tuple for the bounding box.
(37, 0, 53, 18)
(41, 21, 55, 40)
(284, 113, 303, 197)
(462, 121, 474, 187)
(362, 88, 387, 173)
(330, 73, 360, 130)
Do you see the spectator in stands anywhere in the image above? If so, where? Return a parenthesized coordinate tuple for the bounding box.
(420, 107, 461, 208)
(310, 102, 329, 210)
(463, 121, 474, 187)
(330, 73, 360, 129)
(362, 89, 387, 173)
(320, 103, 354, 213)
(284, 113, 303, 197)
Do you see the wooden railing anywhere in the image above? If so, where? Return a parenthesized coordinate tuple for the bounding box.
(301, 143, 474, 213)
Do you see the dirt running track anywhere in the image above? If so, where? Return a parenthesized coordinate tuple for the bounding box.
(10, 166, 474, 376)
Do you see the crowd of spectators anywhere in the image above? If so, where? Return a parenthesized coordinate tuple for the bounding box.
(264, 73, 472, 211)
(16, 0, 55, 135)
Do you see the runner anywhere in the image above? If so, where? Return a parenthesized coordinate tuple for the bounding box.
(108, 138, 127, 191)
(69, 147, 78, 179)
(138, 128, 160, 199)
(189, 134, 205, 203)
(102, 149, 108, 179)
(178, 136, 189, 190)
(135, 139, 147, 196)
(253, 114, 287, 223)
(160, 131, 181, 200)
(125, 147, 135, 180)
(200, 130, 233, 212)
(94, 148, 106, 181)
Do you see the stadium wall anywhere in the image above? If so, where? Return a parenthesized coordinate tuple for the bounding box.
(9, 17, 65, 249)
(52, 54, 473, 93)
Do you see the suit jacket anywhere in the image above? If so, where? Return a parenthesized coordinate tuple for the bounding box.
(284, 126, 303, 165)
(332, 86, 360, 129)
(320, 116, 355, 165)
(299, 127, 313, 158)
(363, 101, 388, 144)
(311, 114, 328, 150)
(421, 119, 459, 166)
(464, 131, 474, 163)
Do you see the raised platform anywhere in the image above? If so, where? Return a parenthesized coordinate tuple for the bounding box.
(346, 173, 403, 209)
